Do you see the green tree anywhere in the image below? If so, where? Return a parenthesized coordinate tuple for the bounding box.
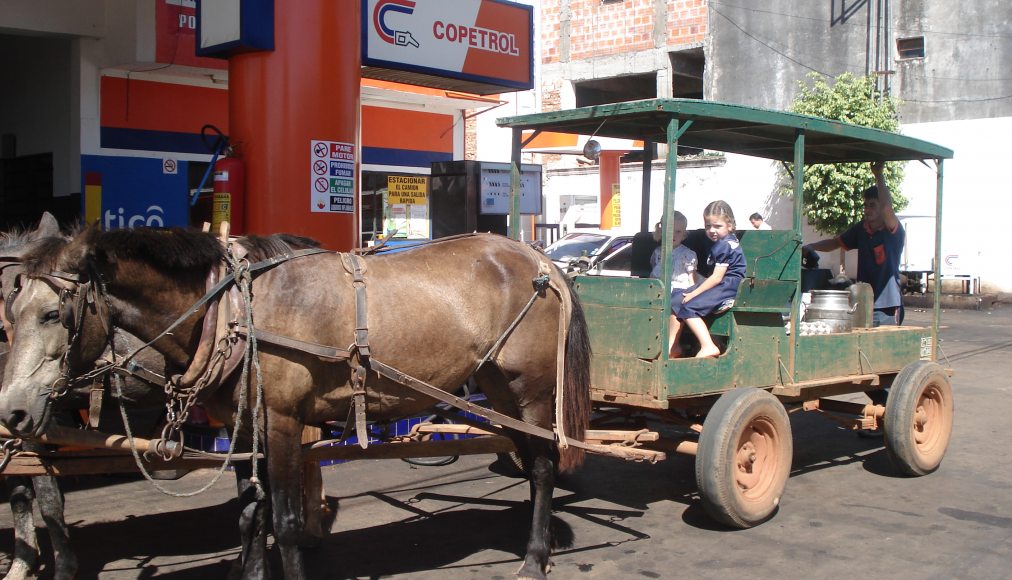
(783, 73, 906, 234)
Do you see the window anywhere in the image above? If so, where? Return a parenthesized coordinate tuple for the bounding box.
(897, 37, 925, 59)
(669, 48, 705, 99)
(574, 73, 656, 107)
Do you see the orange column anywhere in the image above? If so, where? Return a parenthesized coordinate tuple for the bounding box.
(229, 0, 360, 251)
(599, 151, 623, 230)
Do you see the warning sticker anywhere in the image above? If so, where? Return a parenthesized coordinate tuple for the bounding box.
(310, 140, 355, 213)
(387, 175, 428, 205)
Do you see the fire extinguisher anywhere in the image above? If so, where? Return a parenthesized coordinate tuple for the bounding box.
(212, 154, 244, 235)
(195, 124, 245, 235)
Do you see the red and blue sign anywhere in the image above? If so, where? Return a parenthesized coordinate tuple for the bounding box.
(362, 0, 533, 94)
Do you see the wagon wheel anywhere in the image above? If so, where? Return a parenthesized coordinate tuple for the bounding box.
(696, 387, 793, 528)
(883, 361, 954, 476)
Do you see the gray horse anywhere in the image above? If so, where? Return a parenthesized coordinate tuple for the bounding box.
(0, 214, 165, 579)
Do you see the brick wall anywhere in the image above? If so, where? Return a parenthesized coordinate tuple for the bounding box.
(542, 0, 707, 64)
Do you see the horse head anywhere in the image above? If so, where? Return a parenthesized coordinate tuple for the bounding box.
(0, 223, 111, 436)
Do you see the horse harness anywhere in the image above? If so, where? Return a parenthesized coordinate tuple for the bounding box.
(26, 237, 594, 454)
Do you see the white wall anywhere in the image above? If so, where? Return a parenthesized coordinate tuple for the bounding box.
(901, 117, 1012, 292)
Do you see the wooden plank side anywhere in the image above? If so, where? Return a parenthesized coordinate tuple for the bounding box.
(738, 229, 801, 281)
(730, 315, 786, 387)
(793, 333, 860, 382)
(573, 276, 666, 308)
(662, 355, 738, 398)
(590, 354, 663, 406)
(856, 326, 928, 373)
(582, 303, 664, 358)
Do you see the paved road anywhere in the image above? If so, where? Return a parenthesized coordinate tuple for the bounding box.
(1, 306, 1010, 579)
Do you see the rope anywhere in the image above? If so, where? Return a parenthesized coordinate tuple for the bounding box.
(234, 254, 267, 500)
(115, 248, 265, 498)
(545, 261, 572, 451)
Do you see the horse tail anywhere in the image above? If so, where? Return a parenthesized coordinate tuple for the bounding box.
(557, 272, 592, 473)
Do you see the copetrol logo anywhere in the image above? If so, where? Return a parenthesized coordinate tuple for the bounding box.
(103, 206, 165, 229)
(374, 0, 420, 48)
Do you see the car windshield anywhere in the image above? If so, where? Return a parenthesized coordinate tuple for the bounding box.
(544, 233, 610, 261)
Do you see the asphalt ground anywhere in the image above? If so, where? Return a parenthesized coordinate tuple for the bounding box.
(1, 305, 1010, 579)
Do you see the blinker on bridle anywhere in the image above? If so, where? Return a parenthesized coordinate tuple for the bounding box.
(12, 268, 106, 400)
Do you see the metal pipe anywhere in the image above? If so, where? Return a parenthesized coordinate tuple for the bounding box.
(641, 141, 653, 232)
(509, 127, 522, 240)
(789, 129, 805, 381)
(932, 159, 944, 360)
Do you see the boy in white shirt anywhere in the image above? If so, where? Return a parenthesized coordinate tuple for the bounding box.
(650, 211, 697, 287)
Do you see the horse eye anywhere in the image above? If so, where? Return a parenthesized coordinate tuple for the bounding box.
(43, 310, 61, 324)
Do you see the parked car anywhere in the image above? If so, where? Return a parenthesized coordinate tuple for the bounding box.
(542, 230, 633, 273)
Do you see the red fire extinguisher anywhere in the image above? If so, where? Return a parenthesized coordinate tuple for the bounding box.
(198, 124, 245, 235)
(212, 153, 244, 235)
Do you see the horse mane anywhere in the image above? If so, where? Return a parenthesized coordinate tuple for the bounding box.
(89, 228, 226, 274)
(20, 237, 71, 276)
(0, 226, 30, 252)
(19, 227, 322, 279)
(237, 233, 321, 262)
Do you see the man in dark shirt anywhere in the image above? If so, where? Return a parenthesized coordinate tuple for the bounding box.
(804, 162, 904, 326)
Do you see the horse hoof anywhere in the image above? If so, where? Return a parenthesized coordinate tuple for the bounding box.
(515, 561, 549, 580)
(3, 561, 33, 580)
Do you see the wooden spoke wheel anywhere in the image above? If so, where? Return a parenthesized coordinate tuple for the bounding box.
(884, 361, 954, 476)
(696, 388, 793, 528)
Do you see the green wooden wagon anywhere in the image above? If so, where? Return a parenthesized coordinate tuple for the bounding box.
(498, 99, 955, 528)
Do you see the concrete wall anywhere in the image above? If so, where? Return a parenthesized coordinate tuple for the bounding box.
(707, 0, 1012, 123)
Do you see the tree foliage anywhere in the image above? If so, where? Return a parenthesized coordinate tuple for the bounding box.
(782, 73, 906, 234)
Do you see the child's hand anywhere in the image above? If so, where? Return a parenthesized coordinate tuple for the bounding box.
(682, 291, 695, 304)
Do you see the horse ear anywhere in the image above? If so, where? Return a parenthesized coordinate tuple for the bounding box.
(57, 223, 102, 274)
(30, 212, 60, 240)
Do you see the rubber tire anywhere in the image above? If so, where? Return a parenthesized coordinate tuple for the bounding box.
(696, 387, 793, 529)
(883, 360, 953, 476)
(401, 416, 460, 467)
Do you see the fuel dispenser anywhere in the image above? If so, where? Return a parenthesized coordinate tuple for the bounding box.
(428, 160, 542, 239)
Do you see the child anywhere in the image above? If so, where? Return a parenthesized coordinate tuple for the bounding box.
(650, 210, 698, 290)
(668, 200, 746, 358)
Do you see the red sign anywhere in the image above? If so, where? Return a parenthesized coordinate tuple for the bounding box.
(156, 0, 226, 70)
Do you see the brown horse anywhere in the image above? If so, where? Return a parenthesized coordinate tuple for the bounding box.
(0, 216, 179, 580)
(0, 226, 591, 579)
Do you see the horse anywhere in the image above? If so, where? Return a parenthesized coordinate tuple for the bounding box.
(0, 215, 171, 579)
(0, 214, 76, 580)
(0, 218, 277, 578)
(0, 225, 591, 579)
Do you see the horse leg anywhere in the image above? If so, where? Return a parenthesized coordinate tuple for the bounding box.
(516, 435, 559, 580)
(477, 369, 559, 580)
(31, 474, 77, 580)
(266, 413, 308, 579)
(4, 477, 39, 580)
(299, 426, 327, 547)
(228, 459, 271, 580)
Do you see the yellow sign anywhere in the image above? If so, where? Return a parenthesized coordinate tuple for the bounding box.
(610, 183, 621, 228)
(387, 175, 428, 204)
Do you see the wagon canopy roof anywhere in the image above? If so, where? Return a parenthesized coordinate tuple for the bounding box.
(496, 99, 953, 164)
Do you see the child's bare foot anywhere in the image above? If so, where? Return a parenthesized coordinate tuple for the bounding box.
(669, 347, 685, 359)
(695, 346, 720, 358)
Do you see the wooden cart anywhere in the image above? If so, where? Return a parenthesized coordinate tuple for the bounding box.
(496, 99, 955, 527)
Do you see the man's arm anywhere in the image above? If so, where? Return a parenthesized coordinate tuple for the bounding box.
(873, 161, 900, 232)
(804, 237, 843, 253)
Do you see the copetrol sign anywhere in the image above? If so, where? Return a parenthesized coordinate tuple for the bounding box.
(362, 0, 533, 93)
